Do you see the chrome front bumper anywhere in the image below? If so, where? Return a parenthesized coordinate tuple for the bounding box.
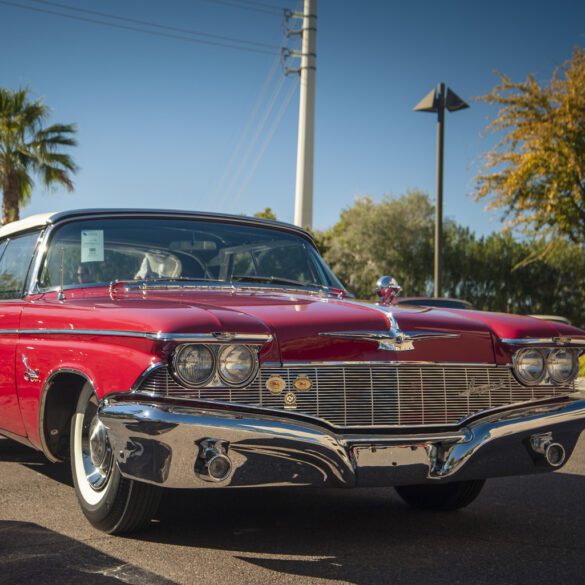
(98, 396, 585, 489)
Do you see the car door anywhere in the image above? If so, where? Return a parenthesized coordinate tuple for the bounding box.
(0, 231, 42, 437)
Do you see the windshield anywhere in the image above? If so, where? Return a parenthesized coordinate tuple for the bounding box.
(38, 217, 345, 292)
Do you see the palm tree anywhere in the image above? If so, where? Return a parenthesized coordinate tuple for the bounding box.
(0, 88, 77, 224)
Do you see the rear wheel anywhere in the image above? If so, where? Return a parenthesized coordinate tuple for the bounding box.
(395, 479, 485, 511)
(70, 383, 162, 533)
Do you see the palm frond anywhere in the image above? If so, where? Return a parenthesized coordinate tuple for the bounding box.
(0, 87, 77, 222)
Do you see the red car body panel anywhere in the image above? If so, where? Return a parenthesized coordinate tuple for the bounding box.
(7, 282, 580, 451)
(0, 303, 27, 437)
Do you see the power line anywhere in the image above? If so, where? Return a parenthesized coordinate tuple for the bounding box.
(216, 72, 287, 208)
(198, 0, 282, 16)
(229, 77, 299, 207)
(26, 0, 280, 50)
(226, 0, 288, 11)
(0, 0, 278, 55)
(212, 54, 281, 200)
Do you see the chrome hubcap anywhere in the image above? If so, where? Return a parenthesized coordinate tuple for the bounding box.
(81, 398, 113, 491)
(89, 418, 108, 468)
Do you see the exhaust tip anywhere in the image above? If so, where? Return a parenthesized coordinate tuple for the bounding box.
(195, 438, 233, 483)
(530, 433, 567, 468)
(544, 442, 566, 467)
(207, 453, 232, 481)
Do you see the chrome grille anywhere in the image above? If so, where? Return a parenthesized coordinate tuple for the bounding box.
(136, 364, 575, 428)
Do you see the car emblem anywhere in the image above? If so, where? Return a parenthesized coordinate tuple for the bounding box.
(283, 392, 297, 409)
(294, 375, 312, 392)
(458, 379, 506, 398)
(266, 375, 286, 395)
(22, 354, 40, 383)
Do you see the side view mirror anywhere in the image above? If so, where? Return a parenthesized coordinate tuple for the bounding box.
(376, 275, 402, 305)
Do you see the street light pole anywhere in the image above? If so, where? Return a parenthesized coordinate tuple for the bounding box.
(435, 83, 445, 298)
(414, 83, 469, 298)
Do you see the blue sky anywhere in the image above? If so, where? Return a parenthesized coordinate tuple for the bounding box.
(2, 0, 585, 235)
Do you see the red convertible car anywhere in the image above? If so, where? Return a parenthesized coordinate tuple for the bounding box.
(0, 209, 584, 534)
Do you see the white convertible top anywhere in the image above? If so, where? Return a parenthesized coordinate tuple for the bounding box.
(0, 212, 56, 239)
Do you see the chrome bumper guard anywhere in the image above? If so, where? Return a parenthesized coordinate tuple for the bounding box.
(98, 395, 585, 489)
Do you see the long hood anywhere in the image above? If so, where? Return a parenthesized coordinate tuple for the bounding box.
(27, 288, 527, 364)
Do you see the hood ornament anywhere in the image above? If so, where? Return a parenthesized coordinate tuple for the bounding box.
(376, 276, 402, 305)
(319, 306, 459, 352)
(319, 329, 459, 352)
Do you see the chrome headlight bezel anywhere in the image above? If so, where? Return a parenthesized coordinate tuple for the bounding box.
(512, 348, 546, 386)
(546, 348, 579, 384)
(171, 343, 216, 388)
(217, 344, 259, 388)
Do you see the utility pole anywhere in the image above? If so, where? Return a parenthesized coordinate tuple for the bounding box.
(292, 0, 317, 229)
(414, 83, 469, 298)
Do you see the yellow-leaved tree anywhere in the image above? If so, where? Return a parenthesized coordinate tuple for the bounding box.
(476, 48, 585, 243)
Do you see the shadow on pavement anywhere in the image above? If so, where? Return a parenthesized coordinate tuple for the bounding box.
(3, 436, 585, 584)
(0, 437, 73, 487)
(144, 472, 585, 584)
(0, 520, 176, 585)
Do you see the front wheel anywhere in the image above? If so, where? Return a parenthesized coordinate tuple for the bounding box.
(70, 383, 162, 533)
(395, 479, 485, 511)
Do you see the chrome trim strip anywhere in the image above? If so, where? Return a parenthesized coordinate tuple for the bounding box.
(502, 337, 585, 347)
(0, 329, 273, 343)
(27, 224, 53, 295)
(261, 361, 503, 367)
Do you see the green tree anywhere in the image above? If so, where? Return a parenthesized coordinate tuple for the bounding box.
(0, 88, 77, 224)
(254, 207, 277, 221)
(321, 191, 434, 299)
(476, 48, 585, 243)
(320, 191, 585, 327)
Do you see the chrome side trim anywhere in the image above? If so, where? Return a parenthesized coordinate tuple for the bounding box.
(502, 337, 585, 347)
(0, 329, 273, 344)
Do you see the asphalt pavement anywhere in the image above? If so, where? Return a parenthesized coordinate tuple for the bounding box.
(1, 433, 585, 585)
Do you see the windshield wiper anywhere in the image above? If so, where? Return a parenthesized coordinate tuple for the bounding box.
(231, 274, 331, 291)
(132, 277, 225, 286)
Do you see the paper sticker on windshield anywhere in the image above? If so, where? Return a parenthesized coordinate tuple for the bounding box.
(81, 230, 104, 263)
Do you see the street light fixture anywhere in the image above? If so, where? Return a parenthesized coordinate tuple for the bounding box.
(414, 83, 469, 298)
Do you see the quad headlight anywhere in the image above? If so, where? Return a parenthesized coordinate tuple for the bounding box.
(172, 344, 215, 387)
(171, 343, 259, 388)
(218, 344, 258, 386)
(546, 348, 579, 384)
(513, 347, 580, 386)
(513, 348, 546, 385)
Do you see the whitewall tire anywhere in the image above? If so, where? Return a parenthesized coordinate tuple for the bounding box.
(70, 383, 162, 533)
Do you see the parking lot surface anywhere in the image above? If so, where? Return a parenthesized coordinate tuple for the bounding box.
(1, 434, 585, 585)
